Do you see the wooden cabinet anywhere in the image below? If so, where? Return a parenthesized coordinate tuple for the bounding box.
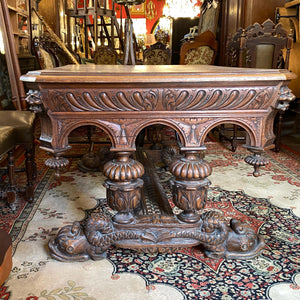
(38, 0, 68, 42)
(6, 0, 31, 55)
(276, 0, 300, 98)
(243, 0, 285, 27)
(0, 0, 27, 110)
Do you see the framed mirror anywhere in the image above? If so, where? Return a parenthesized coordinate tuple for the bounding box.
(0, 0, 26, 110)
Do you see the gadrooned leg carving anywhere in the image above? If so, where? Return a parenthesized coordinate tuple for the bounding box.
(48, 210, 265, 262)
(103, 151, 145, 224)
(169, 150, 212, 223)
(45, 155, 69, 180)
(244, 147, 269, 177)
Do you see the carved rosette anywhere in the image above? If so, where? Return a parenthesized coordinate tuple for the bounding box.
(103, 152, 145, 224)
(169, 151, 212, 223)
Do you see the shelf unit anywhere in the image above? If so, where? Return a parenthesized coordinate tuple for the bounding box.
(285, 0, 300, 7)
(276, 0, 300, 97)
(284, 0, 300, 42)
(6, 0, 31, 55)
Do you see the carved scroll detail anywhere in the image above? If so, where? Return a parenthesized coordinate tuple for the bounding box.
(49, 87, 276, 112)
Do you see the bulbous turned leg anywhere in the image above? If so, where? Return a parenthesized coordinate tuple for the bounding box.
(245, 147, 269, 177)
(104, 179, 144, 224)
(103, 151, 145, 224)
(169, 150, 212, 223)
(45, 155, 69, 180)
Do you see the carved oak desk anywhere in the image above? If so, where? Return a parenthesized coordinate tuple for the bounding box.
(21, 64, 296, 262)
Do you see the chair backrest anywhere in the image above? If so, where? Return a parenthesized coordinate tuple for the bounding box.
(179, 30, 218, 65)
(226, 19, 293, 69)
(93, 46, 118, 65)
(143, 42, 171, 65)
(31, 37, 58, 70)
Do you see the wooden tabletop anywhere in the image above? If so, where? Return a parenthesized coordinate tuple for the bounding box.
(21, 64, 296, 84)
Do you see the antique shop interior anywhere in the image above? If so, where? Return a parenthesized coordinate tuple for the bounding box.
(0, 0, 300, 299)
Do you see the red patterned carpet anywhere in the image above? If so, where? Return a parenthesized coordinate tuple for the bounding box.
(0, 141, 299, 299)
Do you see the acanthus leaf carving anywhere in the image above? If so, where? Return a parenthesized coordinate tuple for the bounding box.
(49, 87, 276, 112)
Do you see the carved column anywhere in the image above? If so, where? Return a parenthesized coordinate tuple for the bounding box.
(26, 89, 70, 180)
(103, 151, 145, 224)
(169, 150, 212, 223)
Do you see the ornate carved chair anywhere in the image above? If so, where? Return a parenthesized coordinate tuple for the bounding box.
(93, 45, 118, 65)
(227, 19, 292, 69)
(32, 34, 80, 69)
(39, 32, 80, 66)
(222, 19, 293, 151)
(179, 30, 218, 65)
(143, 42, 171, 65)
(31, 37, 58, 69)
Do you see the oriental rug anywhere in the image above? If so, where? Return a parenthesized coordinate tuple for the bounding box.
(0, 142, 299, 300)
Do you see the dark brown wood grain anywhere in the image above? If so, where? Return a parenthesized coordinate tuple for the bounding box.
(22, 64, 296, 261)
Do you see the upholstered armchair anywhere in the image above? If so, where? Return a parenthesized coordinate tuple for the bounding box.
(0, 110, 36, 206)
(180, 30, 218, 65)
